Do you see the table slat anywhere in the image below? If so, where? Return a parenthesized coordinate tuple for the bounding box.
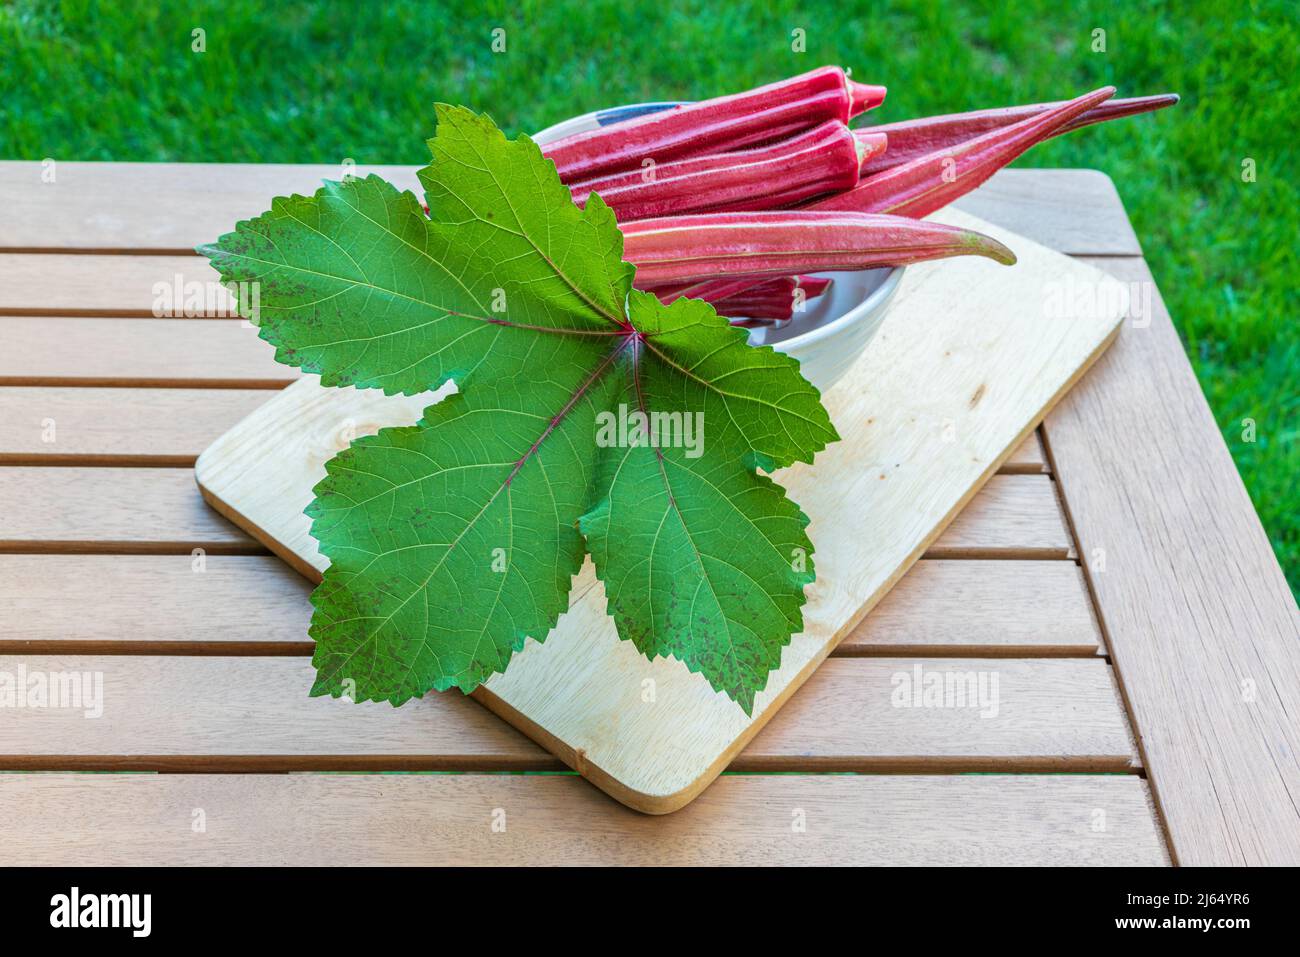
(0, 655, 1136, 771)
(0, 388, 272, 465)
(0, 555, 1098, 656)
(0, 468, 1071, 557)
(952, 169, 1142, 256)
(0, 466, 257, 552)
(0, 317, 292, 387)
(0, 773, 1169, 865)
(925, 473, 1073, 559)
(0, 555, 312, 652)
(1044, 256, 1300, 866)
(0, 163, 1138, 257)
(839, 558, 1102, 656)
(0, 253, 227, 316)
(1002, 430, 1048, 474)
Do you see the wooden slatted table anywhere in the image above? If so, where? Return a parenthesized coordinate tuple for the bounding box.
(1, 164, 1296, 866)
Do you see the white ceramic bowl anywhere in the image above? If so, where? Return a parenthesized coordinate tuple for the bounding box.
(533, 102, 904, 393)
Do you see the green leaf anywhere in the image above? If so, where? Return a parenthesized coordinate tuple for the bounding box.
(580, 292, 821, 713)
(200, 104, 838, 713)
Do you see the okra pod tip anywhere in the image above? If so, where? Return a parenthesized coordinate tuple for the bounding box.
(854, 130, 888, 167)
(961, 228, 1017, 266)
(849, 80, 888, 115)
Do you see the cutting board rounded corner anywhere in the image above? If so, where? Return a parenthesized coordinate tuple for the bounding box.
(472, 685, 718, 814)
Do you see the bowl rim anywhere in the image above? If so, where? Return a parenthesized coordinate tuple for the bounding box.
(771, 264, 904, 353)
(533, 101, 903, 353)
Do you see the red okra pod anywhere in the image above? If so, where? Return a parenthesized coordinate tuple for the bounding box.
(569, 121, 868, 221)
(643, 275, 758, 305)
(711, 275, 833, 321)
(621, 210, 1015, 288)
(645, 273, 816, 307)
(542, 66, 886, 183)
(642, 273, 828, 303)
(699, 131, 888, 214)
(794, 275, 833, 299)
(810, 86, 1117, 219)
(856, 93, 1178, 176)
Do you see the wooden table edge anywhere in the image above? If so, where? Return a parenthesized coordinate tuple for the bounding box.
(1042, 255, 1300, 865)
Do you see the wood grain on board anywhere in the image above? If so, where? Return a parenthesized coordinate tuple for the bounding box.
(195, 208, 1125, 811)
(0, 655, 1136, 772)
(0, 773, 1169, 866)
(1044, 256, 1300, 866)
(0, 162, 1135, 257)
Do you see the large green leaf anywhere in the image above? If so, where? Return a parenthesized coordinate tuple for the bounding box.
(200, 105, 838, 713)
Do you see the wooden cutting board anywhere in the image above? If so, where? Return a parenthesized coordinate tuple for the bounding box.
(196, 208, 1126, 813)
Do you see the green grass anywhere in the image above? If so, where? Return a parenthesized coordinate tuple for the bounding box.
(2, 0, 1295, 594)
